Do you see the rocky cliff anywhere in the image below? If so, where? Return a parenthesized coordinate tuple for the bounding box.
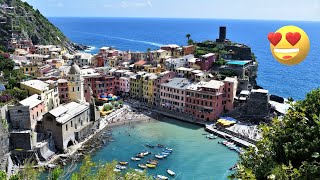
(0, 0, 75, 51)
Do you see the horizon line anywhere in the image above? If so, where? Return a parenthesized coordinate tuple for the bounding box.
(46, 16, 320, 22)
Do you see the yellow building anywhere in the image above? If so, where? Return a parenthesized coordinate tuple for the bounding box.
(130, 72, 147, 100)
(21, 65, 39, 77)
(145, 65, 163, 74)
(151, 49, 170, 64)
(142, 73, 158, 105)
(20, 80, 60, 112)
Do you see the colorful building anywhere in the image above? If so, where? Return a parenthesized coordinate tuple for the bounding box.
(57, 79, 69, 103)
(20, 80, 60, 112)
(195, 53, 218, 71)
(68, 63, 85, 103)
(160, 78, 191, 112)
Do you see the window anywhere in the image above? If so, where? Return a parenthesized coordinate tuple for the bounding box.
(66, 124, 68, 131)
(73, 87, 75, 92)
(37, 112, 38, 117)
(78, 87, 80, 91)
(71, 121, 73, 127)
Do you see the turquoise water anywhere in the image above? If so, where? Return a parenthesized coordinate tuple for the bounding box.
(73, 118, 238, 180)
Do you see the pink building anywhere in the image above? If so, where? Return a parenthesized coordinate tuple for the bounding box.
(153, 71, 176, 106)
(119, 77, 130, 96)
(222, 77, 238, 111)
(195, 53, 218, 71)
(9, 94, 45, 130)
(84, 75, 115, 97)
(57, 79, 69, 103)
(185, 78, 238, 121)
(160, 78, 191, 112)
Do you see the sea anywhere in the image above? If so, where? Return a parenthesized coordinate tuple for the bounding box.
(62, 118, 239, 180)
(45, 17, 320, 179)
(49, 17, 320, 100)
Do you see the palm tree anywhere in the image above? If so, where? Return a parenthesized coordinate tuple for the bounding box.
(186, 34, 191, 40)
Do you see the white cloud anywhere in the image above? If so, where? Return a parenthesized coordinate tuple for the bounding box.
(121, 1, 129, 8)
(147, 0, 152, 8)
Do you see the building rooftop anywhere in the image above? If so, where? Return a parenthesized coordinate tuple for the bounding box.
(49, 102, 89, 124)
(226, 60, 251, 66)
(134, 60, 146, 66)
(188, 80, 224, 91)
(74, 52, 93, 60)
(21, 80, 49, 91)
(69, 62, 81, 74)
(224, 77, 238, 83)
(57, 79, 68, 83)
(202, 53, 216, 58)
(161, 78, 191, 90)
(251, 89, 269, 94)
(19, 94, 43, 109)
(161, 44, 180, 49)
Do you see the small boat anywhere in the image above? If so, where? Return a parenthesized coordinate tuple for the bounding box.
(135, 169, 144, 173)
(116, 165, 126, 170)
(156, 175, 169, 180)
(131, 157, 141, 161)
(136, 153, 144, 158)
(167, 169, 175, 176)
(147, 160, 158, 165)
(146, 164, 156, 168)
(165, 148, 173, 151)
(146, 144, 155, 148)
(155, 154, 164, 159)
(157, 144, 165, 148)
(119, 161, 128, 165)
(202, 133, 208, 135)
(208, 135, 218, 139)
(113, 168, 121, 172)
(142, 151, 150, 156)
(138, 164, 147, 169)
(161, 151, 171, 155)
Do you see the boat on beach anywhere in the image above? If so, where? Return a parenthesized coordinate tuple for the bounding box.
(167, 169, 175, 176)
(138, 164, 147, 169)
(131, 157, 141, 161)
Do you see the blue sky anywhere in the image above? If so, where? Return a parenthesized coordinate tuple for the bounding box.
(24, 0, 320, 21)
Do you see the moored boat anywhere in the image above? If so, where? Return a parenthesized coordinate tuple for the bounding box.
(146, 144, 155, 148)
(155, 154, 164, 159)
(138, 164, 147, 169)
(146, 164, 157, 168)
(116, 165, 126, 170)
(135, 169, 144, 173)
(157, 144, 165, 148)
(113, 168, 121, 172)
(142, 151, 150, 156)
(131, 157, 141, 161)
(119, 161, 128, 165)
(136, 153, 144, 158)
(156, 175, 169, 180)
(167, 169, 175, 176)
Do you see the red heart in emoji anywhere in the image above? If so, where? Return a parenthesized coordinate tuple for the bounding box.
(286, 32, 301, 46)
(268, 32, 282, 46)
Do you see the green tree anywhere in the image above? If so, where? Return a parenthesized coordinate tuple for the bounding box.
(48, 166, 63, 180)
(0, 55, 14, 72)
(186, 34, 191, 40)
(0, 171, 6, 180)
(103, 104, 114, 111)
(232, 88, 320, 179)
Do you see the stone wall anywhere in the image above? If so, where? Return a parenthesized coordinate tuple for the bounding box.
(10, 131, 32, 150)
(0, 123, 9, 157)
(8, 106, 31, 130)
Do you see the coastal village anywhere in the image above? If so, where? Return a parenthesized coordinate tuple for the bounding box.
(0, 25, 288, 177)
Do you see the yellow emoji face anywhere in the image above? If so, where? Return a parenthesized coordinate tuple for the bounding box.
(268, 25, 310, 65)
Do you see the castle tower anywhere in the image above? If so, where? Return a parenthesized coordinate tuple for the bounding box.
(216, 26, 227, 42)
(68, 62, 85, 103)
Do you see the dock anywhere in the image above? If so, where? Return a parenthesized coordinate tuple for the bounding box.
(205, 124, 256, 148)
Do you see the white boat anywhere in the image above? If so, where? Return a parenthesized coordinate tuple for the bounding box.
(157, 175, 169, 180)
(167, 169, 175, 176)
(116, 165, 127, 170)
(165, 148, 173, 151)
(131, 157, 141, 161)
(142, 151, 150, 156)
(134, 169, 144, 173)
(113, 168, 121, 172)
(155, 154, 164, 159)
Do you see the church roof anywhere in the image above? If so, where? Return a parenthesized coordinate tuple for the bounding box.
(69, 61, 81, 74)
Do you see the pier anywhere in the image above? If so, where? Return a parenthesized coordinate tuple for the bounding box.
(205, 124, 256, 148)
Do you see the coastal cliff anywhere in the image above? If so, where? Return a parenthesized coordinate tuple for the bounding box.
(0, 0, 77, 51)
